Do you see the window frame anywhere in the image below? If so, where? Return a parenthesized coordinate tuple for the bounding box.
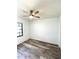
(17, 22, 23, 37)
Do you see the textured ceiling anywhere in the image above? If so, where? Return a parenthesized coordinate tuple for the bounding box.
(18, 0, 61, 19)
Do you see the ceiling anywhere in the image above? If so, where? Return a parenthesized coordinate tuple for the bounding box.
(18, 0, 61, 19)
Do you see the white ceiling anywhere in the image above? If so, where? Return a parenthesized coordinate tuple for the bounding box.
(18, 0, 61, 19)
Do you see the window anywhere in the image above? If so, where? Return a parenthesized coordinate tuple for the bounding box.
(17, 22, 23, 37)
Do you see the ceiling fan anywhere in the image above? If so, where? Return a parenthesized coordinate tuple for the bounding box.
(22, 9, 40, 19)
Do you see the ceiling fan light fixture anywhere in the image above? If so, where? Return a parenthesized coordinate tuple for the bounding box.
(29, 15, 34, 19)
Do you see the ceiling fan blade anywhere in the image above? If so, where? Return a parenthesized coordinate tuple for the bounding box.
(30, 10, 34, 15)
(22, 14, 30, 17)
(34, 16, 40, 18)
(34, 11, 39, 15)
(22, 15, 27, 17)
(22, 10, 28, 14)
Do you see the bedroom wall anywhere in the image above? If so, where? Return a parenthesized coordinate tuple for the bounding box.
(17, 18, 29, 45)
(30, 17, 60, 46)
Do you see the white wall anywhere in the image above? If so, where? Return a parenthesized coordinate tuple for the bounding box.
(17, 18, 29, 45)
(17, 17, 60, 46)
(30, 17, 60, 46)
